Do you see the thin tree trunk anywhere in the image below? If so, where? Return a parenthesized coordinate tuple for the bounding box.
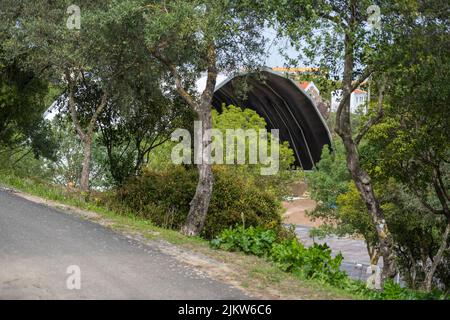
(350, 162, 397, 280)
(335, 14, 396, 281)
(181, 105, 214, 236)
(66, 73, 108, 195)
(150, 42, 217, 236)
(368, 245, 380, 265)
(407, 248, 418, 289)
(80, 136, 92, 193)
(181, 44, 217, 236)
(341, 127, 397, 280)
(424, 223, 450, 292)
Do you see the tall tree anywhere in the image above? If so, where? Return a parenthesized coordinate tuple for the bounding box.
(2, 1, 112, 193)
(0, 3, 57, 163)
(107, 0, 267, 235)
(5, 0, 164, 193)
(362, 1, 450, 290)
(97, 80, 194, 186)
(266, 0, 421, 280)
(269, 0, 449, 282)
(0, 60, 57, 162)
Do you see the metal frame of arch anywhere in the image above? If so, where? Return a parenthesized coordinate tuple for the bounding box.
(212, 68, 332, 170)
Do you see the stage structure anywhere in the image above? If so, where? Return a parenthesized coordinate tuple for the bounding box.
(212, 68, 332, 170)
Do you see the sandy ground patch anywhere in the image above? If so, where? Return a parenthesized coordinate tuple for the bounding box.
(282, 199, 323, 227)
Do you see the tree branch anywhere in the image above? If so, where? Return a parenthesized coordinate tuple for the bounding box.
(354, 78, 386, 145)
(200, 44, 218, 108)
(335, 66, 373, 137)
(13, 148, 33, 165)
(149, 48, 198, 110)
(436, 165, 450, 202)
(319, 12, 347, 30)
(65, 71, 86, 142)
(411, 187, 446, 216)
(88, 91, 108, 136)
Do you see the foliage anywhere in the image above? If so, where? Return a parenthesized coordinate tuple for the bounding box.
(263, 0, 447, 281)
(309, 141, 450, 290)
(0, 148, 54, 181)
(358, 6, 450, 291)
(211, 225, 347, 286)
(358, 18, 450, 230)
(212, 105, 300, 198)
(97, 85, 194, 186)
(210, 225, 449, 299)
(114, 165, 284, 239)
(377, 182, 450, 291)
(210, 226, 277, 257)
(306, 141, 379, 255)
(0, 60, 57, 161)
(307, 141, 350, 223)
(1, 168, 447, 300)
(342, 277, 448, 300)
(97, 0, 270, 235)
(271, 240, 346, 286)
(48, 118, 113, 189)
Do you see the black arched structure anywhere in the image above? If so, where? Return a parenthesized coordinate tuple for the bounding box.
(212, 69, 332, 170)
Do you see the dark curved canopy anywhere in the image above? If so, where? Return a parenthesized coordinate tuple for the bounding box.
(212, 69, 332, 170)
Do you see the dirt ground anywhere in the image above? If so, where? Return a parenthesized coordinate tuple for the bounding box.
(282, 199, 323, 227)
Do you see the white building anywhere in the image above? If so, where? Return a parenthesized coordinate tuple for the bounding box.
(331, 88, 368, 113)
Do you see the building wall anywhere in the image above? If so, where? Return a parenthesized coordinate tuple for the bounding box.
(331, 90, 368, 113)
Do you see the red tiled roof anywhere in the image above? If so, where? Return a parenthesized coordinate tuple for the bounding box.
(272, 67, 319, 73)
(299, 81, 310, 90)
(353, 89, 367, 94)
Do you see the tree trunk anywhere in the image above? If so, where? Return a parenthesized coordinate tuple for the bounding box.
(80, 135, 92, 194)
(66, 75, 107, 195)
(367, 244, 380, 265)
(181, 105, 214, 236)
(151, 43, 217, 236)
(336, 21, 396, 282)
(176, 43, 217, 237)
(407, 248, 418, 289)
(424, 223, 450, 292)
(346, 151, 397, 281)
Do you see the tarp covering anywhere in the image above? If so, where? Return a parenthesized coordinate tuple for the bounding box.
(212, 69, 332, 170)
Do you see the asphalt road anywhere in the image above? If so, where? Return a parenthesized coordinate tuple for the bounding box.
(0, 189, 249, 299)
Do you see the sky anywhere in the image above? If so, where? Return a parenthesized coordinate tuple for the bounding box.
(195, 28, 303, 92)
(263, 28, 301, 68)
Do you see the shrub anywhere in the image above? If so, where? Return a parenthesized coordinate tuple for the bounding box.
(210, 226, 277, 257)
(270, 240, 347, 286)
(357, 280, 449, 300)
(210, 226, 450, 299)
(114, 165, 284, 239)
(212, 105, 299, 198)
(115, 165, 197, 229)
(211, 226, 347, 286)
(205, 165, 284, 239)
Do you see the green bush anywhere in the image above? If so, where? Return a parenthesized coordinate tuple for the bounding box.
(211, 225, 347, 286)
(205, 165, 284, 239)
(351, 280, 448, 300)
(210, 226, 450, 299)
(114, 165, 284, 239)
(210, 226, 277, 256)
(115, 165, 197, 229)
(271, 240, 346, 285)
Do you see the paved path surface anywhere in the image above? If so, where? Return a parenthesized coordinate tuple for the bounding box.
(295, 226, 381, 281)
(0, 190, 249, 299)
